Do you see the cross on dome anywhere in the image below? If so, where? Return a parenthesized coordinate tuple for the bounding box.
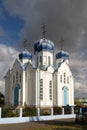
(60, 37, 64, 50)
(42, 24, 47, 39)
(23, 39, 27, 51)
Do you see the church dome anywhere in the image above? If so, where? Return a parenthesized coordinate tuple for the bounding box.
(19, 51, 32, 60)
(56, 50, 69, 59)
(34, 38, 54, 53)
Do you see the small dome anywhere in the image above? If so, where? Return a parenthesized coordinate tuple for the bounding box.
(34, 39, 54, 52)
(19, 51, 32, 60)
(56, 50, 69, 59)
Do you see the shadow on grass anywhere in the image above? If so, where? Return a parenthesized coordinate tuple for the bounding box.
(36, 119, 87, 130)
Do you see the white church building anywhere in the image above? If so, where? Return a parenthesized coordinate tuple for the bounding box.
(5, 35, 74, 108)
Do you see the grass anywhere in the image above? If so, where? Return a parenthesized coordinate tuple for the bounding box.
(25, 125, 87, 130)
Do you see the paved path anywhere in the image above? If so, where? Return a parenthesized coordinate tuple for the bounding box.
(0, 119, 75, 130)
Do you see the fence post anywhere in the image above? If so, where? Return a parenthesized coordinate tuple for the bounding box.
(51, 107, 53, 115)
(71, 107, 74, 114)
(37, 107, 40, 116)
(19, 108, 22, 117)
(0, 108, 2, 118)
(80, 108, 82, 114)
(62, 108, 64, 115)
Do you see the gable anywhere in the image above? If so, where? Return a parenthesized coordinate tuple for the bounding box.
(26, 62, 34, 71)
(46, 65, 54, 73)
(57, 61, 72, 75)
(12, 59, 23, 71)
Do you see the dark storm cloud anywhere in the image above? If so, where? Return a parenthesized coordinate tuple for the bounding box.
(4, 0, 87, 51)
(24, 0, 87, 53)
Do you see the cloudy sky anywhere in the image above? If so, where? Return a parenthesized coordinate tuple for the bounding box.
(0, 0, 87, 97)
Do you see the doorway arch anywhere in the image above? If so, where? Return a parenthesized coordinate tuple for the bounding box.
(62, 86, 68, 106)
(14, 84, 20, 106)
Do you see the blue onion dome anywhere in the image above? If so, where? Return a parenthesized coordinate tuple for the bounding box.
(56, 50, 69, 59)
(19, 51, 32, 60)
(34, 38, 54, 53)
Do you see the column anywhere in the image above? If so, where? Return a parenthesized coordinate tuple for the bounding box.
(71, 107, 74, 114)
(22, 71, 26, 106)
(0, 108, 2, 118)
(62, 107, 64, 115)
(51, 107, 53, 115)
(19, 89, 21, 106)
(19, 108, 22, 117)
(37, 107, 40, 116)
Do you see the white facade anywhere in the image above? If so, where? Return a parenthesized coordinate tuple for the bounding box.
(5, 38, 74, 108)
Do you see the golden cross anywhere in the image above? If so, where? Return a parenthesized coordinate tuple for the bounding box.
(23, 39, 27, 51)
(42, 24, 47, 39)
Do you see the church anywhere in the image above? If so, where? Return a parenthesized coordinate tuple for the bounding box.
(5, 28, 74, 108)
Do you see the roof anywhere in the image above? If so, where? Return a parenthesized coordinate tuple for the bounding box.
(34, 38, 54, 53)
(56, 50, 69, 59)
(19, 51, 32, 60)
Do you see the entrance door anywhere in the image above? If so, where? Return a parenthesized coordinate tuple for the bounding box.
(14, 85, 20, 106)
(62, 86, 68, 106)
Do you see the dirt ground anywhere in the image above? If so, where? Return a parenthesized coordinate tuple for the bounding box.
(0, 119, 76, 130)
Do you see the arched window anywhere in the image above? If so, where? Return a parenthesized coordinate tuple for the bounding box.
(16, 71, 18, 82)
(19, 74, 21, 82)
(48, 56, 51, 65)
(40, 79, 43, 100)
(49, 80, 52, 100)
(60, 75, 62, 83)
(37, 56, 38, 66)
(13, 75, 15, 83)
(64, 72, 66, 83)
(67, 77, 69, 84)
(40, 56, 42, 66)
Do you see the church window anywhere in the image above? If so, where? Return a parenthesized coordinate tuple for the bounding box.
(37, 57, 38, 66)
(67, 77, 69, 84)
(40, 79, 43, 100)
(49, 80, 52, 100)
(13, 75, 15, 83)
(40, 56, 42, 66)
(64, 72, 66, 83)
(25, 72, 27, 82)
(48, 56, 51, 65)
(16, 71, 18, 82)
(60, 75, 62, 83)
(43, 56, 47, 65)
(19, 74, 21, 82)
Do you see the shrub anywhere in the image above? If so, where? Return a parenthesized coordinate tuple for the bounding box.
(53, 107, 62, 115)
(23, 107, 36, 117)
(2, 107, 18, 117)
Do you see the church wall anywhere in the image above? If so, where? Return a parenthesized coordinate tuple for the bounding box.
(9, 60, 23, 106)
(54, 61, 74, 107)
(69, 76, 74, 106)
(35, 51, 53, 68)
(53, 72, 58, 106)
(36, 69, 53, 108)
(25, 67, 36, 106)
(5, 70, 11, 106)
